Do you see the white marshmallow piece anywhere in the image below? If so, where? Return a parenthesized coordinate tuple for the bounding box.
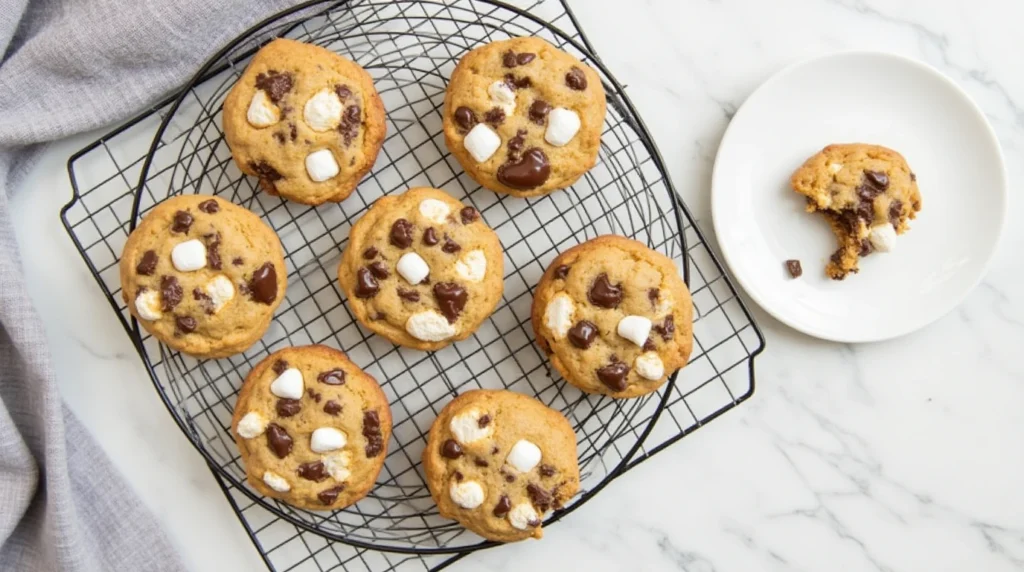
(262, 471, 291, 492)
(543, 293, 575, 339)
(488, 80, 517, 115)
(868, 223, 898, 253)
(464, 123, 501, 163)
(405, 310, 457, 342)
(323, 451, 352, 482)
(203, 275, 236, 314)
(455, 250, 487, 283)
(544, 107, 581, 147)
(269, 368, 304, 399)
(617, 315, 652, 347)
(397, 252, 430, 285)
(310, 427, 347, 453)
(246, 90, 281, 128)
(418, 199, 451, 224)
(303, 88, 343, 132)
(634, 352, 665, 381)
(508, 503, 540, 530)
(134, 289, 163, 321)
(449, 409, 494, 445)
(170, 239, 207, 272)
(449, 480, 485, 509)
(506, 439, 542, 473)
(236, 412, 268, 439)
(305, 149, 340, 183)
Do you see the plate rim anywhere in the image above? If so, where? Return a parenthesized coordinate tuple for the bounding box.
(710, 50, 1008, 343)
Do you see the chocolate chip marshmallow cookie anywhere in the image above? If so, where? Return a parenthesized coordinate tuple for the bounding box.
(443, 37, 606, 198)
(222, 38, 386, 205)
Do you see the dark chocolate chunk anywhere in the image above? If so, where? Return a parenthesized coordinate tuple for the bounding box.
(859, 239, 874, 256)
(441, 439, 463, 459)
(276, 398, 301, 417)
(171, 210, 193, 234)
(888, 200, 903, 227)
(323, 400, 342, 416)
(363, 246, 379, 260)
(249, 160, 283, 182)
(526, 483, 552, 512)
(433, 282, 468, 323)
(318, 485, 345, 505)
(863, 170, 889, 190)
(478, 414, 491, 428)
(363, 410, 384, 457)
(516, 52, 536, 65)
(175, 316, 197, 334)
(266, 423, 293, 458)
(297, 461, 328, 482)
(192, 288, 213, 315)
(554, 265, 570, 280)
(493, 495, 512, 517)
(910, 172, 916, 182)
(273, 132, 286, 144)
(232, 257, 244, 266)
(272, 360, 289, 375)
(397, 288, 420, 302)
(254, 70, 294, 104)
(648, 288, 660, 309)
(335, 84, 352, 100)
(568, 320, 598, 349)
(497, 148, 550, 190)
(565, 66, 587, 90)
(390, 218, 414, 248)
(372, 312, 386, 320)
(453, 470, 464, 482)
(460, 206, 479, 224)
(785, 259, 802, 278)
(306, 388, 322, 403)
(318, 369, 346, 386)
(422, 227, 439, 246)
(503, 73, 531, 90)
(288, 123, 297, 142)
(247, 262, 278, 304)
(502, 51, 517, 67)
(483, 107, 506, 126)
(529, 99, 551, 125)
(136, 250, 158, 275)
(491, 445, 500, 455)
(503, 471, 516, 483)
(368, 261, 390, 279)
(596, 360, 630, 392)
(204, 233, 222, 270)
(198, 199, 218, 214)
(454, 106, 478, 132)
(442, 237, 461, 254)
(539, 464, 556, 478)
(160, 276, 182, 311)
(354, 267, 379, 298)
(507, 128, 527, 155)
(340, 104, 362, 146)
(474, 458, 489, 467)
(588, 273, 623, 308)
(643, 338, 656, 352)
(653, 315, 675, 341)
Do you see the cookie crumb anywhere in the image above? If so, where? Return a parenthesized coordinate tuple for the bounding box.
(785, 259, 802, 278)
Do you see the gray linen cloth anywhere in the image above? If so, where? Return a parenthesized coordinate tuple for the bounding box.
(0, 0, 299, 569)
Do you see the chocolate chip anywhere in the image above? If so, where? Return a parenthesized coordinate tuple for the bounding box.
(517, 52, 536, 65)
(255, 70, 294, 104)
(910, 172, 917, 182)
(830, 248, 845, 265)
(368, 261, 390, 279)
(460, 206, 479, 224)
(863, 170, 889, 190)
(474, 458, 489, 467)
(785, 259, 802, 278)
(354, 267, 379, 298)
(539, 464, 556, 478)
(442, 237, 461, 253)
(390, 218, 414, 248)
(502, 51, 517, 67)
(160, 276, 182, 311)
(453, 471, 464, 482)
(596, 360, 630, 392)
(372, 312, 386, 321)
(136, 250, 158, 275)
(493, 495, 512, 517)
(441, 439, 463, 459)
(859, 239, 874, 256)
(422, 227, 439, 246)
(318, 369, 346, 386)
(247, 262, 278, 304)
(888, 200, 903, 227)
(265, 423, 293, 458)
(491, 445, 500, 455)
(276, 398, 301, 417)
(526, 483, 552, 512)
(503, 471, 516, 483)
(306, 388, 321, 403)
(363, 246, 379, 260)
(477, 414, 491, 428)
(565, 66, 587, 90)
(272, 360, 289, 375)
(653, 315, 675, 341)
(232, 257, 244, 266)
(171, 210, 193, 234)
(297, 461, 328, 482)
(497, 147, 551, 190)
(273, 132, 285, 144)
(198, 199, 219, 214)
(503, 73, 532, 90)
(529, 99, 552, 125)
(339, 104, 361, 147)
(454, 106, 478, 132)
(643, 338, 656, 352)
(433, 282, 467, 324)
(249, 160, 283, 182)
(192, 288, 214, 314)
(588, 273, 623, 308)
(554, 265, 570, 280)
(318, 485, 345, 505)
(324, 400, 342, 416)
(568, 320, 598, 349)
(648, 288, 660, 309)
(363, 410, 384, 457)
(483, 107, 505, 126)
(289, 123, 297, 142)
(204, 233, 222, 270)
(335, 84, 352, 100)
(507, 129, 527, 155)
(175, 316, 197, 334)
(856, 183, 884, 202)
(397, 288, 420, 302)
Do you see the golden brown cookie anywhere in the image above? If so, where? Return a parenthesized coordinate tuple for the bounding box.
(443, 37, 606, 198)
(119, 195, 287, 358)
(531, 235, 693, 398)
(791, 143, 922, 280)
(337, 187, 504, 351)
(231, 345, 392, 511)
(422, 390, 579, 542)
(222, 38, 386, 205)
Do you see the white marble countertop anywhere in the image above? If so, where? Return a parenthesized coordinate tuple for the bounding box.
(10, 0, 1024, 570)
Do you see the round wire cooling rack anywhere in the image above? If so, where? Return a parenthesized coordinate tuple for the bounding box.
(59, 0, 764, 561)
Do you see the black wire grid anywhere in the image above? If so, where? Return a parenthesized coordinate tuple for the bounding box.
(61, 0, 765, 569)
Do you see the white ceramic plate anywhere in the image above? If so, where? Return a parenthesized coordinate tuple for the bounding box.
(711, 52, 1007, 343)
